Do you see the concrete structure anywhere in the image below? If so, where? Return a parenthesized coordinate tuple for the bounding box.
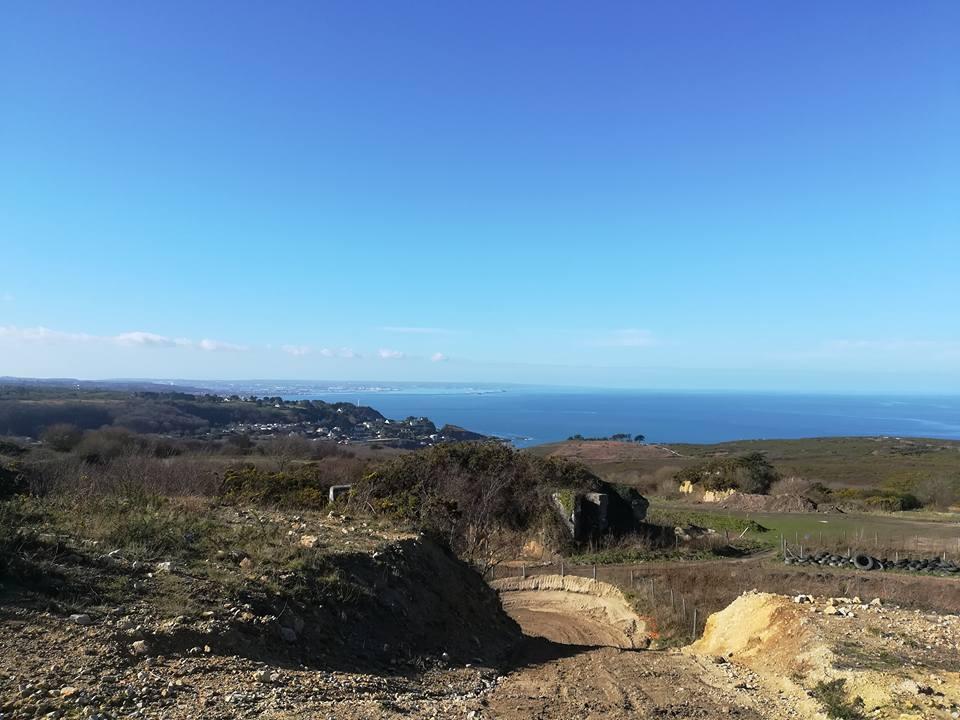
(329, 484, 353, 503)
(551, 491, 612, 540)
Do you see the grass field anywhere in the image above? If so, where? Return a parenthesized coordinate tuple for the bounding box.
(649, 499, 960, 558)
(666, 436, 960, 489)
(533, 436, 960, 491)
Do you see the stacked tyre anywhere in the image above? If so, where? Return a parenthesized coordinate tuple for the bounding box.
(784, 549, 960, 575)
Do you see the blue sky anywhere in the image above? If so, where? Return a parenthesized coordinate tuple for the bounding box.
(2, 2, 959, 391)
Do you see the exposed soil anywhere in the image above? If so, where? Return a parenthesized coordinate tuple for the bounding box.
(690, 591, 960, 719)
(0, 511, 521, 719)
(0, 604, 506, 719)
(712, 492, 820, 513)
(490, 575, 650, 649)
(5, 501, 960, 720)
(484, 574, 797, 719)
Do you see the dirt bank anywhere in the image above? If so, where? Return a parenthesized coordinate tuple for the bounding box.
(0, 509, 522, 719)
(689, 591, 960, 719)
(490, 575, 649, 649)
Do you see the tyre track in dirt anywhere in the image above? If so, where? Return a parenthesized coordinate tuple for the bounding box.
(484, 575, 792, 719)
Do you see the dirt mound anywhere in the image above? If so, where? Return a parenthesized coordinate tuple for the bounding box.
(0, 521, 524, 719)
(688, 591, 960, 718)
(689, 591, 831, 670)
(490, 575, 650, 649)
(714, 492, 818, 513)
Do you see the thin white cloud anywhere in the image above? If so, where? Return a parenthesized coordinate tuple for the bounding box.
(430, 352, 449, 362)
(197, 338, 247, 352)
(281, 344, 311, 357)
(1, 292, 13, 303)
(593, 329, 658, 348)
(0, 325, 246, 352)
(380, 326, 449, 335)
(0, 325, 95, 343)
(378, 348, 405, 359)
(319, 347, 361, 359)
(114, 331, 190, 348)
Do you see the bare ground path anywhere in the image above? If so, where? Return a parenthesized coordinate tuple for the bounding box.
(485, 579, 795, 720)
(484, 639, 786, 719)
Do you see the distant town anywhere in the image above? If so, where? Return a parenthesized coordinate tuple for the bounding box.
(211, 394, 488, 449)
(0, 380, 489, 450)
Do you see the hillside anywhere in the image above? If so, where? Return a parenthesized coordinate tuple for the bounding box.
(0, 385, 384, 436)
(533, 436, 960, 492)
(0, 382, 490, 448)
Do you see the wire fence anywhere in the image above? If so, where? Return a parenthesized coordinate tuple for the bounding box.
(779, 529, 960, 563)
(485, 526, 960, 644)
(486, 558, 709, 643)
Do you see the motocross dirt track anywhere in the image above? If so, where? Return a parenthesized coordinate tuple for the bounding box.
(484, 575, 787, 719)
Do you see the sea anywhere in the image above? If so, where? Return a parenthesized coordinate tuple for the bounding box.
(213, 382, 960, 448)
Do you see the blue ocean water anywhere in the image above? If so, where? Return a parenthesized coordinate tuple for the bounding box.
(279, 386, 960, 447)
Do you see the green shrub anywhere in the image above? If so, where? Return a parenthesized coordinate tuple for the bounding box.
(351, 442, 596, 560)
(675, 452, 779, 494)
(0, 438, 28, 458)
(832, 487, 922, 512)
(0, 463, 27, 499)
(220, 463, 335, 508)
(863, 493, 921, 512)
(810, 679, 864, 720)
(42, 423, 84, 452)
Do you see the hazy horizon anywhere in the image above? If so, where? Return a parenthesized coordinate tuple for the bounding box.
(7, 374, 960, 398)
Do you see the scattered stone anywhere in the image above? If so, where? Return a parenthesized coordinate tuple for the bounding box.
(69, 614, 92, 626)
(299, 535, 320, 548)
(131, 640, 150, 655)
(155, 561, 173, 573)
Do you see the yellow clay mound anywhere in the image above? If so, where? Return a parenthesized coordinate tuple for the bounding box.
(689, 591, 960, 719)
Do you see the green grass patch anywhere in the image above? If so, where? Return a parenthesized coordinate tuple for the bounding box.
(566, 539, 766, 566)
(647, 507, 769, 534)
(809, 679, 865, 720)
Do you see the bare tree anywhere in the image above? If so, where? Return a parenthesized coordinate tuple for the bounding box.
(915, 476, 959, 510)
(41, 423, 84, 452)
(259, 435, 313, 472)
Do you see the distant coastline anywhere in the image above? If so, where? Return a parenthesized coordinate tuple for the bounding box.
(3, 378, 959, 449)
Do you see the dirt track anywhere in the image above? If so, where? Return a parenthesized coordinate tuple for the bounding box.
(484, 638, 784, 719)
(485, 577, 791, 719)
